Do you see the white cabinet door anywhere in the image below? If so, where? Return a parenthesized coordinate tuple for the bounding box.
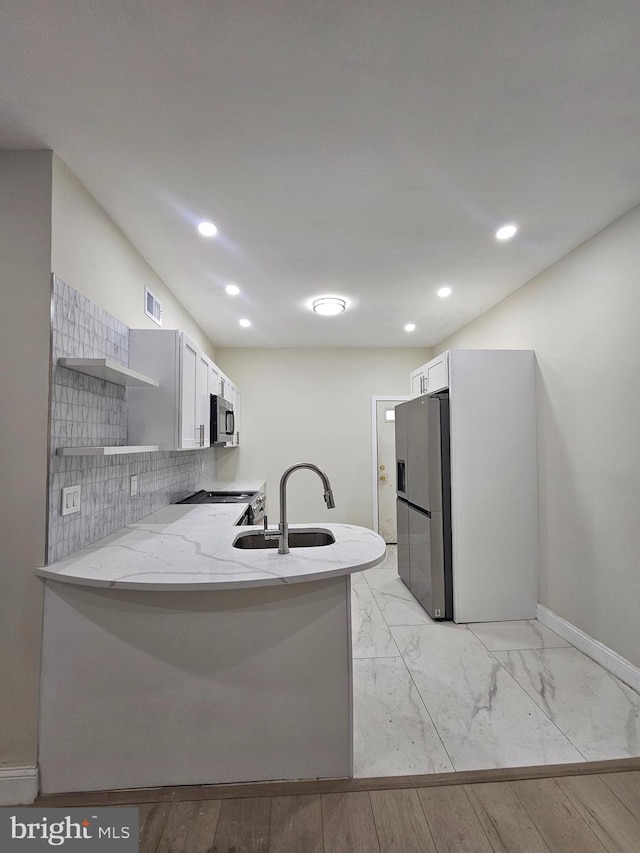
(229, 387, 240, 446)
(179, 335, 200, 449)
(209, 362, 221, 397)
(425, 351, 449, 393)
(410, 366, 427, 398)
(196, 352, 211, 448)
(129, 330, 239, 452)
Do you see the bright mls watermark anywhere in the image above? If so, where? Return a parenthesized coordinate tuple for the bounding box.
(1, 808, 138, 850)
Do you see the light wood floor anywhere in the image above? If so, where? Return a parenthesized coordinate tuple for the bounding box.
(38, 766, 640, 852)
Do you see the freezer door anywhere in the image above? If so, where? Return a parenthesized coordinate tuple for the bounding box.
(428, 510, 448, 618)
(408, 505, 448, 619)
(396, 499, 410, 588)
(407, 504, 432, 613)
(395, 401, 408, 497)
(407, 395, 430, 510)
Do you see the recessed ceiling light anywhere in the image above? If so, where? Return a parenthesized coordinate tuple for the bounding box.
(404, 323, 416, 332)
(239, 318, 251, 328)
(312, 297, 346, 316)
(197, 221, 218, 237)
(225, 283, 240, 296)
(495, 223, 518, 241)
(437, 286, 452, 298)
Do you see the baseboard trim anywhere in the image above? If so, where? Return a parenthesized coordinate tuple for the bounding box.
(0, 766, 38, 805)
(536, 604, 640, 693)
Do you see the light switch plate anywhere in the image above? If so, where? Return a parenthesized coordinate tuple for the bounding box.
(61, 485, 81, 516)
(130, 475, 138, 496)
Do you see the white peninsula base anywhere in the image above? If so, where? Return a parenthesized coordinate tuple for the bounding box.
(39, 576, 353, 794)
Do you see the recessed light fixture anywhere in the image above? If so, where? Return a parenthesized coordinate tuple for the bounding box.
(437, 286, 452, 298)
(225, 283, 240, 296)
(312, 297, 346, 316)
(404, 323, 416, 332)
(495, 223, 518, 241)
(239, 318, 251, 328)
(197, 221, 218, 237)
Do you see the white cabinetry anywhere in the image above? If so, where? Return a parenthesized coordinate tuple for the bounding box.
(229, 388, 240, 446)
(209, 362, 221, 397)
(448, 349, 538, 622)
(410, 366, 427, 397)
(410, 352, 449, 397)
(217, 374, 240, 447)
(179, 335, 210, 449)
(406, 349, 538, 622)
(425, 351, 448, 393)
(128, 330, 238, 451)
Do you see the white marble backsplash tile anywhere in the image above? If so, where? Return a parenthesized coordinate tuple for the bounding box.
(47, 277, 217, 564)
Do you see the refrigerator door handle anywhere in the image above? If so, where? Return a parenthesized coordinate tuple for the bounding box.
(397, 460, 406, 494)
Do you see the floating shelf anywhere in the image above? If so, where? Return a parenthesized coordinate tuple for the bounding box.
(58, 358, 159, 388)
(56, 445, 159, 457)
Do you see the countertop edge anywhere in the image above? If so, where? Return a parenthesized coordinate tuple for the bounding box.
(35, 549, 384, 591)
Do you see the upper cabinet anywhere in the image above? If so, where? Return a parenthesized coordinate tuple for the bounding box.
(217, 375, 240, 446)
(425, 351, 448, 394)
(409, 351, 449, 397)
(128, 330, 239, 451)
(409, 365, 427, 397)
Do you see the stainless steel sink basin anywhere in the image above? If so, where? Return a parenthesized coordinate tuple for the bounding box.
(233, 529, 335, 550)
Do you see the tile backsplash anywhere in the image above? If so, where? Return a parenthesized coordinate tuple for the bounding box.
(47, 276, 217, 564)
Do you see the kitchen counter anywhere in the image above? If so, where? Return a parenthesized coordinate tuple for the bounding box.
(37, 490, 386, 794)
(36, 505, 385, 590)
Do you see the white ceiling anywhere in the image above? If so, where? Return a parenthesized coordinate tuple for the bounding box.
(1, 1, 640, 347)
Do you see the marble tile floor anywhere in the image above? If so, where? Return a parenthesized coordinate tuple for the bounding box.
(352, 546, 640, 777)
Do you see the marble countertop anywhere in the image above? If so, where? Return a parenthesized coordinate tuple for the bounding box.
(36, 496, 386, 591)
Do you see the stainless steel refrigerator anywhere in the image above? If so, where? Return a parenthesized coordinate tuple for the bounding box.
(395, 393, 453, 620)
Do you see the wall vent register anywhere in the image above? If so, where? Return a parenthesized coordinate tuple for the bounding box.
(144, 286, 163, 326)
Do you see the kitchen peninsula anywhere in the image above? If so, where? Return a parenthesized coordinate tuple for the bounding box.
(36, 495, 385, 794)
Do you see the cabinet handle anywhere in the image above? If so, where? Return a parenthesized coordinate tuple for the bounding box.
(199, 424, 205, 446)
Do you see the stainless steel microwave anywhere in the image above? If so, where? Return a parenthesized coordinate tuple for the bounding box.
(210, 395, 235, 445)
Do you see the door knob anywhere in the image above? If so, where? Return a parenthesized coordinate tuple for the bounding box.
(379, 464, 386, 471)
(379, 474, 387, 481)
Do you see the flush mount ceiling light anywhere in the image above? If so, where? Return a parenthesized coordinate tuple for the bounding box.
(197, 221, 218, 237)
(437, 286, 452, 298)
(225, 283, 240, 296)
(404, 323, 416, 332)
(312, 297, 347, 316)
(495, 223, 518, 241)
(239, 318, 251, 328)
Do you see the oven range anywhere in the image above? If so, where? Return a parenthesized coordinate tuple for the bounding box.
(175, 489, 265, 525)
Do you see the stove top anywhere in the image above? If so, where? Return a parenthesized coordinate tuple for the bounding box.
(175, 490, 257, 505)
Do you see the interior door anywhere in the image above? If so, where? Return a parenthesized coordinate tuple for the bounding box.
(376, 399, 403, 542)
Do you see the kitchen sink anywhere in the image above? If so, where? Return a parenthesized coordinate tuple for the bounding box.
(233, 529, 335, 550)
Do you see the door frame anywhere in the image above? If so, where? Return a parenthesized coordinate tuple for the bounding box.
(370, 395, 410, 534)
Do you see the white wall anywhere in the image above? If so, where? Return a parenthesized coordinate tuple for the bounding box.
(0, 151, 52, 767)
(436, 204, 640, 666)
(51, 157, 216, 360)
(214, 348, 430, 527)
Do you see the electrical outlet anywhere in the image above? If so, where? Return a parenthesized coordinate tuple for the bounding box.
(130, 475, 138, 496)
(61, 485, 81, 516)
